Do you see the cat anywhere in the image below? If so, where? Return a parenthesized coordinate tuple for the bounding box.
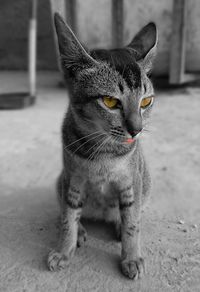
(47, 13, 157, 280)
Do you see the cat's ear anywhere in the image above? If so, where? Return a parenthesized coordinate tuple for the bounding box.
(127, 23, 157, 73)
(54, 13, 97, 74)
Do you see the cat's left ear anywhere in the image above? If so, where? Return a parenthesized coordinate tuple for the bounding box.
(127, 23, 158, 73)
(54, 13, 97, 75)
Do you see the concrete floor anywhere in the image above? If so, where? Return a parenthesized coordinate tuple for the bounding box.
(0, 72, 200, 292)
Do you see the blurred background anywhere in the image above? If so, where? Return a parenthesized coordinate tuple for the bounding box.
(0, 1, 200, 292)
(0, 0, 200, 74)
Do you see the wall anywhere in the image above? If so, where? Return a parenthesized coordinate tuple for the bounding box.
(0, 0, 57, 70)
(0, 0, 199, 75)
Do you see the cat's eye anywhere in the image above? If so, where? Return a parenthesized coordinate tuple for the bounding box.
(140, 97, 153, 109)
(103, 96, 118, 109)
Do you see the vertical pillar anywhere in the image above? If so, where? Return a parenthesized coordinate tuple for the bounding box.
(169, 0, 187, 84)
(112, 0, 124, 48)
(28, 0, 37, 98)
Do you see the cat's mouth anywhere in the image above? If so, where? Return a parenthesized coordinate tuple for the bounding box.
(124, 138, 135, 144)
(110, 127, 141, 145)
(110, 131, 137, 144)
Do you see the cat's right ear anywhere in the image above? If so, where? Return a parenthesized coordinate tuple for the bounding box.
(54, 13, 97, 74)
(127, 22, 158, 73)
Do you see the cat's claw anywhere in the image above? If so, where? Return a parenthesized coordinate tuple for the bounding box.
(47, 250, 73, 271)
(121, 257, 145, 280)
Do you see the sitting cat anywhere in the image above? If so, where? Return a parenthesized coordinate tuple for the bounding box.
(47, 13, 157, 280)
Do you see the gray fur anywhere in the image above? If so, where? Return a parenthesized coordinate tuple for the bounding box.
(47, 13, 157, 280)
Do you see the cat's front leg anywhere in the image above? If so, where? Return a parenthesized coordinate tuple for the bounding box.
(119, 176, 145, 280)
(47, 175, 84, 272)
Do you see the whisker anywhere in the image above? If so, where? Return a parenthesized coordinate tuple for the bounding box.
(143, 125, 156, 133)
(64, 130, 101, 150)
(110, 130, 125, 137)
(91, 137, 111, 161)
(110, 129, 126, 143)
(113, 135, 120, 145)
(87, 139, 105, 162)
(142, 128, 150, 133)
(95, 137, 112, 160)
(85, 134, 107, 154)
(88, 136, 110, 162)
(70, 132, 106, 156)
(85, 136, 107, 162)
(143, 123, 156, 131)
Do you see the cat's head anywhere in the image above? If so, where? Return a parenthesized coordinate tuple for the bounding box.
(54, 13, 157, 148)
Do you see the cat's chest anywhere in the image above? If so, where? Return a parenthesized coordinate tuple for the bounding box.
(81, 157, 131, 219)
(85, 155, 131, 195)
(89, 156, 127, 180)
(84, 165, 116, 214)
(78, 153, 135, 219)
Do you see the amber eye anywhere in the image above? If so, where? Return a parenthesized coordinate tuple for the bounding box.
(103, 96, 118, 109)
(140, 97, 153, 109)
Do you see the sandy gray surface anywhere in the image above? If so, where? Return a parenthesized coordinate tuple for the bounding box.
(0, 72, 200, 292)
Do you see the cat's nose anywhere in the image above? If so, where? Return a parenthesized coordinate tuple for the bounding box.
(130, 129, 142, 138)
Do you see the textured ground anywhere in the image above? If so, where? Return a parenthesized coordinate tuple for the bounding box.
(0, 72, 200, 292)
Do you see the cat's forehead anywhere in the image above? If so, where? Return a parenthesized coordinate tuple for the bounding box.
(76, 58, 143, 98)
(76, 63, 120, 94)
(91, 49, 142, 91)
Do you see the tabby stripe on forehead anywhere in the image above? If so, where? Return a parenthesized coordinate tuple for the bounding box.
(117, 63, 141, 90)
(118, 82, 124, 93)
(90, 48, 142, 90)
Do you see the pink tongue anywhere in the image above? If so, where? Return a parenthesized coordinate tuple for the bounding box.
(125, 138, 134, 143)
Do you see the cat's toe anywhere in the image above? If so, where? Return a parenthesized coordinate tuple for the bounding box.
(121, 257, 145, 280)
(47, 250, 70, 271)
(77, 225, 87, 247)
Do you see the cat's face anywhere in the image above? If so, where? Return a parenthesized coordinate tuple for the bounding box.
(72, 58, 154, 144)
(54, 13, 157, 146)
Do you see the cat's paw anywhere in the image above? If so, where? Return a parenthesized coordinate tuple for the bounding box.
(47, 249, 75, 271)
(121, 257, 145, 280)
